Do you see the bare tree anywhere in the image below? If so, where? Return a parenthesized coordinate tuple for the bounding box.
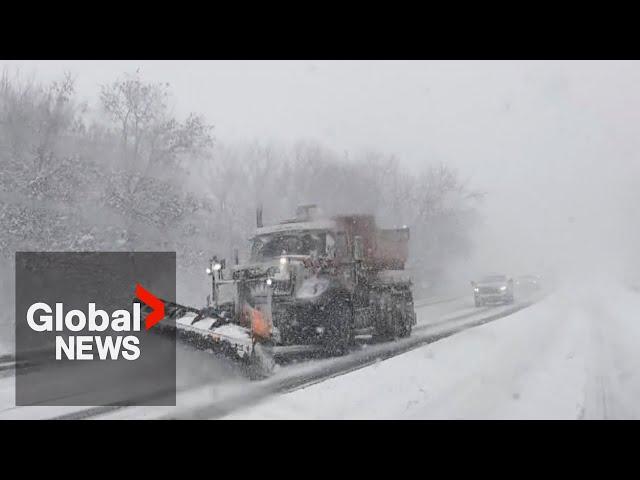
(100, 71, 213, 171)
(0, 70, 83, 200)
(99, 72, 214, 243)
(100, 71, 168, 164)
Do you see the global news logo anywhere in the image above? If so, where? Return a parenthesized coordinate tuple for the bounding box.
(24, 284, 165, 361)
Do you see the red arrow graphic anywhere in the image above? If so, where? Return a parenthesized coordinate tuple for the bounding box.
(135, 283, 166, 330)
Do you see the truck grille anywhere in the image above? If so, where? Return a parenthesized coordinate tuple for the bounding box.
(246, 279, 293, 297)
(271, 280, 293, 295)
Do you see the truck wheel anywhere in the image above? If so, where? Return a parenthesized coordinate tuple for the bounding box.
(388, 308, 410, 340)
(324, 298, 352, 356)
(392, 303, 412, 338)
(325, 323, 350, 356)
(400, 313, 412, 338)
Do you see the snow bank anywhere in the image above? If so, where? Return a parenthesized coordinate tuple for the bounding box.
(225, 284, 640, 419)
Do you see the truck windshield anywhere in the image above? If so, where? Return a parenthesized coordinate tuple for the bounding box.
(251, 232, 327, 261)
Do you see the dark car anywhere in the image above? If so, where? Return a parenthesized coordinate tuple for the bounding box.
(471, 274, 514, 307)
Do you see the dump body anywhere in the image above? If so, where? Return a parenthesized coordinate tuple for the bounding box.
(333, 214, 410, 269)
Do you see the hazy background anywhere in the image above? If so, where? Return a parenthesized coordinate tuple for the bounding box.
(1, 60, 639, 288)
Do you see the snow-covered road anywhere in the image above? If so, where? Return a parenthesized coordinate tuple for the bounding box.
(224, 284, 640, 419)
(0, 292, 511, 419)
(0, 288, 592, 418)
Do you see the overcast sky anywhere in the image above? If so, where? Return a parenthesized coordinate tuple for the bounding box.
(2, 60, 639, 279)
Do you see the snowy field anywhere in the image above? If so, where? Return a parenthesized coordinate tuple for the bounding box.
(225, 283, 640, 419)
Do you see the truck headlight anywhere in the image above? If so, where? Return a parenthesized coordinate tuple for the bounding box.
(206, 267, 212, 275)
(280, 256, 288, 265)
(266, 278, 273, 286)
(500, 285, 507, 291)
(213, 263, 222, 271)
(474, 287, 479, 292)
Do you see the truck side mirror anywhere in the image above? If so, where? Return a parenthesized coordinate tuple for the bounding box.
(353, 236, 364, 261)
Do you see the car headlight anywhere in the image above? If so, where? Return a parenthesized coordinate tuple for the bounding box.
(212, 263, 222, 271)
(474, 287, 479, 292)
(280, 256, 288, 265)
(500, 285, 507, 291)
(266, 278, 273, 286)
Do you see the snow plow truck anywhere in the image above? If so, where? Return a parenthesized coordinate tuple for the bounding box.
(145, 205, 416, 377)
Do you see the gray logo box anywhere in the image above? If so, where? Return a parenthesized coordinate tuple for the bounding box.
(15, 252, 176, 406)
